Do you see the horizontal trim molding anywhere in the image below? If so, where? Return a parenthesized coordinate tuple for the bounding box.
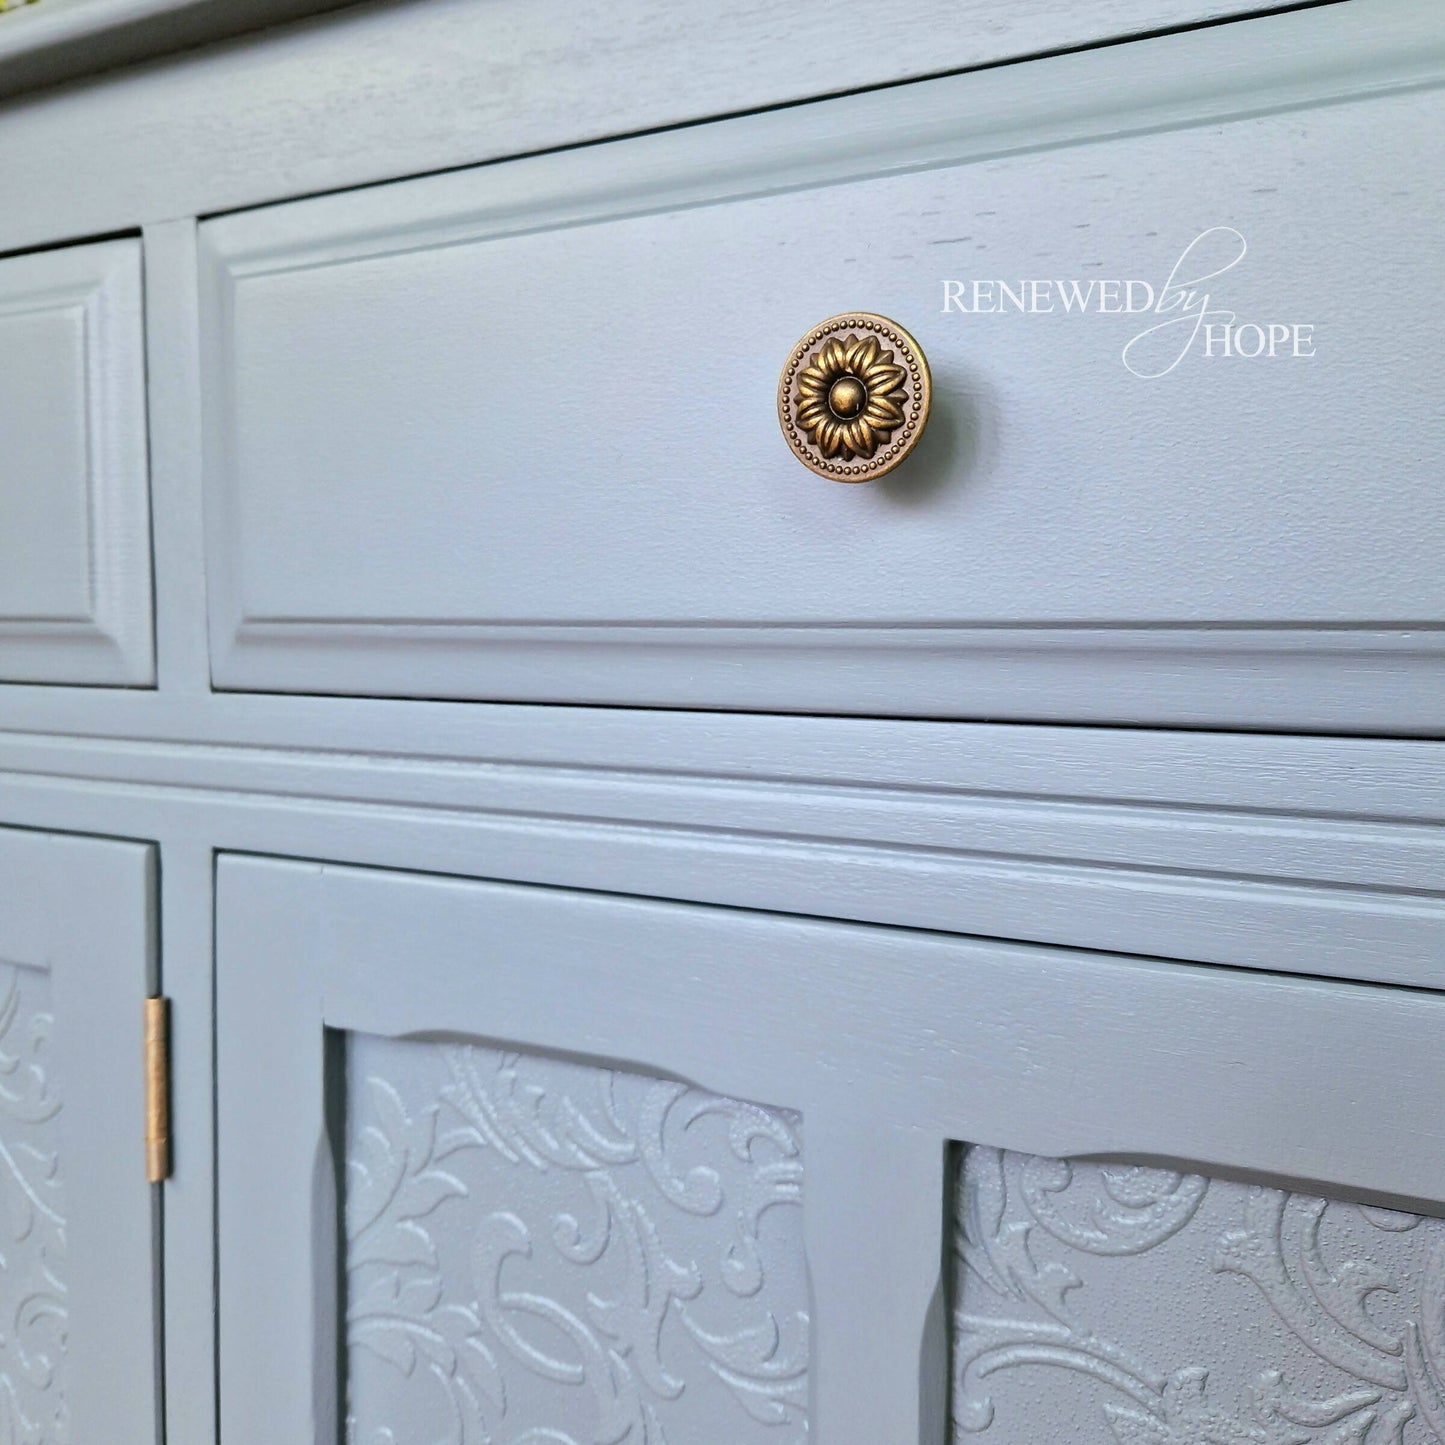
(212, 624, 1445, 733)
(0, 0, 1439, 254)
(0, 693, 1439, 986)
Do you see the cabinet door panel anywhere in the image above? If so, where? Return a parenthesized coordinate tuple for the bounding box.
(950, 1146, 1444, 1445)
(218, 855, 1445, 1444)
(346, 1032, 808, 1444)
(0, 827, 159, 1444)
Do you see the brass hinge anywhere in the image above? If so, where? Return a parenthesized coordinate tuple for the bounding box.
(144, 996, 171, 1184)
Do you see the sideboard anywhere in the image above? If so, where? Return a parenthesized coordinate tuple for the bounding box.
(0, 1, 1441, 1441)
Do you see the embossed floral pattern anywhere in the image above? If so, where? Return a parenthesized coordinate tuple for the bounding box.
(345, 1037, 807, 1445)
(794, 333, 908, 461)
(953, 1147, 1445, 1445)
(0, 964, 67, 1444)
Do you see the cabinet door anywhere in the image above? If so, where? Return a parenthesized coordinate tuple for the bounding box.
(218, 856, 1445, 1445)
(0, 827, 159, 1444)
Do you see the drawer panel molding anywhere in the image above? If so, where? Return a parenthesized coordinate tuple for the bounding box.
(199, 10, 1445, 729)
(0, 239, 154, 685)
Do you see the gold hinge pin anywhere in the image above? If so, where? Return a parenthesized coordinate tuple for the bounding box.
(144, 996, 171, 1184)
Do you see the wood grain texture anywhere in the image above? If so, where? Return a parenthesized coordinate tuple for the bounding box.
(0, 240, 153, 685)
(0, 0, 358, 98)
(197, 26, 1445, 729)
(217, 853, 1445, 1445)
(153, 842, 216, 1445)
(142, 220, 211, 694)
(0, 827, 159, 1445)
(0, 0, 1422, 256)
(128, 228, 218, 1445)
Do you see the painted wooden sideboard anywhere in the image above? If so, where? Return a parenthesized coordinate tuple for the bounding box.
(0, 1, 1442, 1442)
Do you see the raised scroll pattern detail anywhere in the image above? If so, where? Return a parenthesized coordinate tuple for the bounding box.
(345, 1038, 806, 1445)
(953, 1147, 1445, 1445)
(0, 963, 67, 1444)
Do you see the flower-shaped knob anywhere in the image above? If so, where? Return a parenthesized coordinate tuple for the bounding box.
(778, 314, 931, 480)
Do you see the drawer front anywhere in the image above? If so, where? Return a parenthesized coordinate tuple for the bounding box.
(0, 240, 153, 685)
(199, 22, 1445, 729)
(219, 854, 1445, 1444)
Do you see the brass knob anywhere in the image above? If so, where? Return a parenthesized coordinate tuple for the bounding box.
(778, 313, 931, 480)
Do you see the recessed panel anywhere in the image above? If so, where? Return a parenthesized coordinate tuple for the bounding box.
(345, 1034, 809, 1444)
(0, 304, 92, 619)
(0, 239, 153, 685)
